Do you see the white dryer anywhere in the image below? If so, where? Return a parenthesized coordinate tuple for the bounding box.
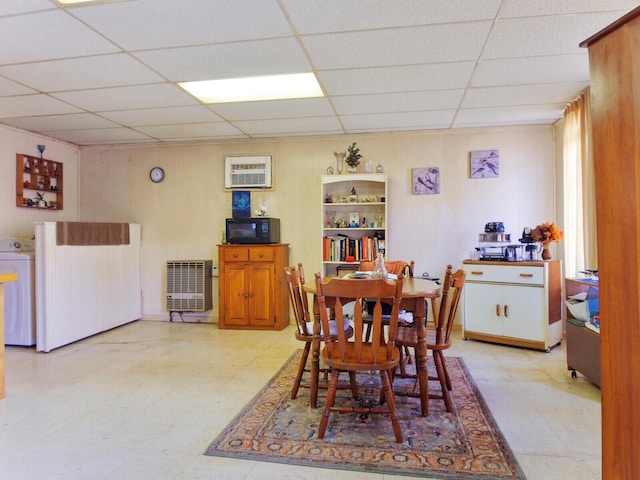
(0, 238, 36, 346)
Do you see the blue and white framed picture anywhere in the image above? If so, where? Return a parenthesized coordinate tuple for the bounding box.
(412, 167, 440, 195)
(232, 190, 251, 218)
(470, 150, 499, 178)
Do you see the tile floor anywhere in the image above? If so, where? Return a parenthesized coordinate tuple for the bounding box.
(0, 320, 601, 480)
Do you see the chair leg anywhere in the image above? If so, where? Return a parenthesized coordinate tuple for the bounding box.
(380, 369, 403, 443)
(438, 351, 453, 391)
(318, 369, 340, 439)
(348, 371, 358, 400)
(433, 351, 454, 412)
(291, 342, 311, 400)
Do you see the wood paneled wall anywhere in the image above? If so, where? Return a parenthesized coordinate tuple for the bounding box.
(581, 7, 640, 479)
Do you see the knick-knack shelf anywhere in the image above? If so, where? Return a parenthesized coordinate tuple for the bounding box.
(16, 154, 63, 210)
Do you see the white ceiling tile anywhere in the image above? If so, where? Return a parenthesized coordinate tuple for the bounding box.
(43, 128, 158, 145)
(483, 12, 632, 59)
(0, 77, 38, 96)
(499, 0, 638, 18)
(99, 106, 224, 127)
(52, 84, 198, 112)
(320, 63, 476, 96)
(454, 104, 565, 127)
(303, 23, 491, 69)
(472, 55, 591, 86)
(282, 0, 502, 33)
(71, 0, 291, 50)
(0, 0, 54, 16)
(133, 38, 312, 82)
(209, 98, 334, 121)
(463, 83, 589, 108)
(0, 1, 634, 145)
(0, 54, 165, 92)
(341, 110, 456, 131)
(332, 90, 465, 115)
(134, 123, 246, 139)
(0, 10, 119, 64)
(0, 94, 83, 118)
(2, 113, 119, 132)
(232, 117, 344, 136)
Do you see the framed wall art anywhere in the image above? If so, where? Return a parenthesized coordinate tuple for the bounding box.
(232, 190, 251, 218)
(412, 167, 440, 195)
(470, 150, 499, 178)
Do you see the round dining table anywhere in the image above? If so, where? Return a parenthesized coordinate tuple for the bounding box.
(304, 276, 440, 416)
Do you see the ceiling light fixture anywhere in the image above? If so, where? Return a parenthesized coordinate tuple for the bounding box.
(179, 73, 324, 104)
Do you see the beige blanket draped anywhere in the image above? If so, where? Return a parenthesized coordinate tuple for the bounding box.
(56, 222, 130, 246)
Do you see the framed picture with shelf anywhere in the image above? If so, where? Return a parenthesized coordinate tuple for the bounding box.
(15, 153, 63, 210)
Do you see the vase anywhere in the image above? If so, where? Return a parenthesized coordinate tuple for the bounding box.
(334, 151, 345, 174)
(347, 166, 357, 174)
(541, 244, 551, 260)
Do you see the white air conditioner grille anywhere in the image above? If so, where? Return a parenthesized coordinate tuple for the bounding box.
(225, 155, 272, 188)
(166, 260, 212, 312)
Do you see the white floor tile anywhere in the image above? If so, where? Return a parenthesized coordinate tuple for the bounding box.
(0, 321, 601, 479)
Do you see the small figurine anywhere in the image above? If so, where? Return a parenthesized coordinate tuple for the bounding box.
(325, 194, 333, 203)
(326, 165, 334, 175)
(376, 163, 384, 173)
(23, 180, 31, 188)
(351, 186, 357, 195)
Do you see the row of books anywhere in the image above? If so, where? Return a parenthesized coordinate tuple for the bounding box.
(322, 235, 385, 262)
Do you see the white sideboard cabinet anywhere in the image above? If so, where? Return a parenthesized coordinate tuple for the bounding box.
(462, 260, 563, 351)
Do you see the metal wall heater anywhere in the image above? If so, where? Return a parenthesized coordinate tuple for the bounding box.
(166, 260, 212, 319)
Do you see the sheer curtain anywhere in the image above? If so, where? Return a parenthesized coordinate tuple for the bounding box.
(563, 88, 597, 277)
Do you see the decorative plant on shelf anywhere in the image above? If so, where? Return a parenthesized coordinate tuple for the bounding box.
(531, 222, 563, 260)
(345, 142, 362, 172)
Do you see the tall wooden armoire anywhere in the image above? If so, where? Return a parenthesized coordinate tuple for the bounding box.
(580, 7, 640, 479)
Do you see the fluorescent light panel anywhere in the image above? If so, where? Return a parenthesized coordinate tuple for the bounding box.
(179, 73, 324, 104)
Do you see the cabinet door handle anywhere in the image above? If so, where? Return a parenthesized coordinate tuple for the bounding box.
(233, 252, 239, 258)
(471, 271, 484, 275)
(519, 273, 533, 277)
(496, 304, 501, 316)
(504, 305, 509, 317)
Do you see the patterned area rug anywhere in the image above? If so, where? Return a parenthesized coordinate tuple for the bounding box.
(205, 350, 526, 479)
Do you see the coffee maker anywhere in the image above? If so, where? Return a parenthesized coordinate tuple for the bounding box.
(519, 227, 538, 261)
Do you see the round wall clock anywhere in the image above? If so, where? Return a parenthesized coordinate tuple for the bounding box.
(149, 167, 165, 183)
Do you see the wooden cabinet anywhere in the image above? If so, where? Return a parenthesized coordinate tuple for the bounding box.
(218, 244, 289, 330)
(15, 154, 63, 210)
(321, 174, 387, 276)
(462, 260, 563, 351)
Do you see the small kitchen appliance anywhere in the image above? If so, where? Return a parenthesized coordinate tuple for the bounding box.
(474, 222, 524, 261)
(519, 227, 538, 261)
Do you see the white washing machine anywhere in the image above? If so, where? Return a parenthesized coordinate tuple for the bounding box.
(0, 238, 36, 346)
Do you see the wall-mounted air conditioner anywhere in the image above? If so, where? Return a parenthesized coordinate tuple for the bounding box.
(225, 155, 272, 189)
(166, 260, 212, 313)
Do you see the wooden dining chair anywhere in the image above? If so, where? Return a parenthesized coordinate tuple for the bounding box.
(358, 259, 414, 278)
(283, 263, 356, 408)
(358, 259, 414, 340)
(314, 272, 405, 443)
(393, 265, 466, 413)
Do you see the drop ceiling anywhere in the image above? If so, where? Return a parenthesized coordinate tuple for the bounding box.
(0, 0, 635, 146)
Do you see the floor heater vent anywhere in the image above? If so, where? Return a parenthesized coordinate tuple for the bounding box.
(166, 260, 212, 313)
